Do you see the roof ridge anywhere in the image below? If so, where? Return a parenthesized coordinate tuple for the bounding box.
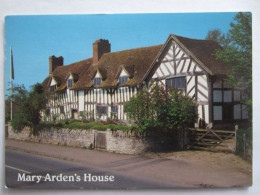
(103, 44, 163, 56)
(171, 34, 219, 43)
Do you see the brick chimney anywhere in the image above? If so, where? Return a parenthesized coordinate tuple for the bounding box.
(49, 56, 63, 74)
(93, 39, 111, 64)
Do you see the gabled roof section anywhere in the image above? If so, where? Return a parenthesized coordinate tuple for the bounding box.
(143, 34, 230, 82)
(51, 76, 62, 85)
(122, 65, 135, 78)
(66, 72, 79, 81)
(172, 34, 230, 75)
(97, 68, 107, 80)
(42, 58, 93, 92)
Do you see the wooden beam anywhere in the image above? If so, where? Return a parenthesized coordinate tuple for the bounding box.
(208, 75, 213, 123)
(197, 88, 208, 99)
(162, 57, 190, 63)
(173, 43, 177, 75)
(180, 59, 186, 73)
(176, 53, 186, 69)
(197, 101, 209, 105)
(153, 71, 205, 81)
(195, 75, 198, 101)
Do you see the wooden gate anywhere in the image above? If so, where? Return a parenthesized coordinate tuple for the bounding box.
(95, 132, 107, 149)
(189, 128, 235, 152)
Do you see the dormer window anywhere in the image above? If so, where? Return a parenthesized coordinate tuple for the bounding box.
(118, 76, 128, 86)
(50, 85, 57, 92)
(94, 77, 102, 87)
(67, 79, 73, 88)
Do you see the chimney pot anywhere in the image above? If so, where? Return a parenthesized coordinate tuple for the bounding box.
(93, 39, 111, 64)
(49, 56, 63, 74)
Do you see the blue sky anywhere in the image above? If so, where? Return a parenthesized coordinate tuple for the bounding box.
(5, 12, 237, 95)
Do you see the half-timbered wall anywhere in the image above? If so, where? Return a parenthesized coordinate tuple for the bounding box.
(84, 86, 137, 121)
(44, 87, 79, 121)
(152, 39, 209, 124)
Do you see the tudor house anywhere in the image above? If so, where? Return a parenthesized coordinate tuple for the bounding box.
(42, 34, 248, 128)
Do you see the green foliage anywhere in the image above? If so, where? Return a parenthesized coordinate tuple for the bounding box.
(39, 120, 131, 132)
(206, 29, 231, 46)
(11, 113, 28, 132)
(88, 143, 93, 150)
(9, 83, 49, 134)
(5, 113, 11, 123)
(236, 128, 252, 161)
(124, 84, 197, 137)
(206, 12, 252, 121)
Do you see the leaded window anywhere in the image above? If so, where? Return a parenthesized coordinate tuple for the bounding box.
(118, 76, 128, 86)
(67, 79, 73, 88)
(50, 85, 57, 92)
(94, 78, 102, 87)
(96, 105, 107, 115)
(111, 105, 117, 113)
(166, 76, 186, 91)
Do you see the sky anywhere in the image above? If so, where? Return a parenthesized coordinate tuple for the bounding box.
(5, 12, 237, 95)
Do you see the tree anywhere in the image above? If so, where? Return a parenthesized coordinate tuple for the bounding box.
(206, 12, 252, 121)
(124, 84, 197, 138)
(8, 83, 49, 135)
(206, 29, 231, 47)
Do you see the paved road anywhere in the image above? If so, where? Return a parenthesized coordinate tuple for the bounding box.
(5, 149, 180, 189)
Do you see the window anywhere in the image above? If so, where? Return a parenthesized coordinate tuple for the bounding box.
(223, 90, 232, 102)
(94, 78, 102, 87)
(234, 104, 241, 120)
(96, 105, 107, 115)
(111, 105, 117, 113)
(79, 111, 84, 117)
(213, 106, 222, 120)
(213, 90, 222, 102)
(50, 85, 57, 92)
(60, 106, 64, 114)
(166, 77, 186, 91)
(234, 91, 241, 101)
(118, 76, 128, 86)
(242, 104, 248, 119)
(67, 79, 73, 88)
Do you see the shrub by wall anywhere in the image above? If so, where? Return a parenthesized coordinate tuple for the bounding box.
(236, 128, 252, 161)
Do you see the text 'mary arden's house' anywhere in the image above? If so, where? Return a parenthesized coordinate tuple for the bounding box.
(42, 34, 248, 128)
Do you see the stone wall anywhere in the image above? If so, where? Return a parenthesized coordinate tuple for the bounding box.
(7, 124, 147, 154)
(106, 130, 148, 154)
(7, 124, 189, 154)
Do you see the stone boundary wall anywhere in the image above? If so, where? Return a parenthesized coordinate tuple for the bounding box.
(6, 124, 148, 154)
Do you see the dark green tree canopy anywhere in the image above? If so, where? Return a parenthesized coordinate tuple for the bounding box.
(8, 83, 49, 134)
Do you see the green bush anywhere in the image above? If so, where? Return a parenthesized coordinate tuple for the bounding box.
(34, 119, 132, 132)
(5, 113, 11, 123)
(88, 143, 93, 150)
(236, 128, 252, 161)
(11, 113, 28, 132)
(8, 83, 49, 135)
(124, 84, 197, 138)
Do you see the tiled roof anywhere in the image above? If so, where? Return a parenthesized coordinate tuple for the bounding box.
(42, 58, 92, 92)
(42, 34, 230, 92)
(172, 34, 230, 75)
(72, 44, 163, 89)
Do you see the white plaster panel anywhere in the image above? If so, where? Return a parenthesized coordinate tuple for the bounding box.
(50, 78, 57, 86)
(78, 90, 84, 111)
